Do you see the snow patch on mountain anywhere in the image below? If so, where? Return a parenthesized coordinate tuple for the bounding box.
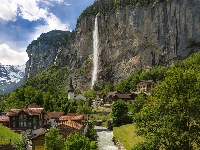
(0, 64, 25, 94)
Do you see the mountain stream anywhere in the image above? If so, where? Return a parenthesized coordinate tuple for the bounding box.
(95, 126, 118, 150)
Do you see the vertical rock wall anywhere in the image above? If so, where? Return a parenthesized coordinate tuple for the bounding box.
(72, 0, 200, 87)
(25, 0, 200, 90)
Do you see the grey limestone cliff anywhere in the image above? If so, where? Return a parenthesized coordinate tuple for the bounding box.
(70, 0, 200, 89)
(25, 0, 200, 90)
(25, 30, 71, 79)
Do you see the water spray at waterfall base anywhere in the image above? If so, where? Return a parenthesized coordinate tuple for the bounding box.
(91, 15, 99, 88)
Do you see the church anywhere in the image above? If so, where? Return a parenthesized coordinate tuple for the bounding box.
(68, 77, 86, 101)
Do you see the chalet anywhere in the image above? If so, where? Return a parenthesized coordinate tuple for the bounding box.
(59, 113, 88, 125)
(47, 112, 65, 126)
(0, 115, 9, 127)
(136, 80, 157, 93)
(105, 91, 138, 104)
(56, 120, 84, 138)
(6, 104, 49, 135)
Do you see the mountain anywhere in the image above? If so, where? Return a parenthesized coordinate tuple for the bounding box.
(0, 64, 25, 94)
(25, 30, 71, 80)
(24, 0, 200, 91)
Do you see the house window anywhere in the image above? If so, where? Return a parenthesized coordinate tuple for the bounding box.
(39, 121, 42, 127)
(33, 117, 36, 123)
(24, 122, 27, 127)
(19, 114, 23, 121)
(13, 116, 15, 121)
(28, 122, 31, 127)
(19, 122, 23, 127)
(12, 122, 15, 128)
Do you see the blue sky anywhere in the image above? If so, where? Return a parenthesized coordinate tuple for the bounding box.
(0, 0, 95, 65)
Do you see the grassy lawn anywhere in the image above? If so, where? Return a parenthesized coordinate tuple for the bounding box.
(0, 125, 21, 145)
(113, 123, 144, 150)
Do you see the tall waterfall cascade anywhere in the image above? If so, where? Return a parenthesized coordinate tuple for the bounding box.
(91, 15, 99, 88)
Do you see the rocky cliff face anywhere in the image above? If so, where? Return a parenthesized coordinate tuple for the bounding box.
(25, 0, 200, 90)
(68, 0, 200, 90)
(25, 30, 71, 79)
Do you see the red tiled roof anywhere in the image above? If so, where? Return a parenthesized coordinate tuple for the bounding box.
(59, 120, 83, 130)
(59, 115, 84, 121)
(47, 112, 65, 119)
(67, 113, 88, 118)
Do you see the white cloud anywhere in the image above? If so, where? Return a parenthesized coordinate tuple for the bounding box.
(0, 0, 69, 28)
(0, 0, 70, 54)
(0, 44, 28, 65)
(17, 0, 48, 21)
(30, 13, 70, 40)
(0, 0, 18, 21)
(50, 0, 71, 5)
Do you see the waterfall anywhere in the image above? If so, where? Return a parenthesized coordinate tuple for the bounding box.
(91, 15, 99, 88)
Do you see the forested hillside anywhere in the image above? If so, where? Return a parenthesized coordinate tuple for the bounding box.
(1, 0, 200, 114)
(1, 50, 199, 113)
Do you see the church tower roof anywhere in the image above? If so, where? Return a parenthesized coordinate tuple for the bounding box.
(68, 77, 74, 92)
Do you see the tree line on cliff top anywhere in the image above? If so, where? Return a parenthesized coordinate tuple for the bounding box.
(78, 0, 170, 23)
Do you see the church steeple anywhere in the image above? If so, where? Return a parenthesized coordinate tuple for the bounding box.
(68, 77, 74, 99)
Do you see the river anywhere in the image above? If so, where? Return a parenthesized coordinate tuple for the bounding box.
(95, 126, 118, 150)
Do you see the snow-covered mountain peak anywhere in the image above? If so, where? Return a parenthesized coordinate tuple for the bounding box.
(0, 64, 25, 94)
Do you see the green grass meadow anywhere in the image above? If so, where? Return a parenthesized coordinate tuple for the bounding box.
(113, 123, 144, 150)
(0, 125, 21, 145)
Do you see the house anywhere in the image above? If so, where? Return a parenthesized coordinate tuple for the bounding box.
(6, 104, 49, 135)
(136, 80, 157, 93)
(0, 111, 9, 127)
(56, 120, 84, 138)
(0, 115, 9, 127)
(59, 113, 88, 125)
(105, 91, 138, 104)
(47, 112, 65, 126)
(30, 131, 47, 150)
